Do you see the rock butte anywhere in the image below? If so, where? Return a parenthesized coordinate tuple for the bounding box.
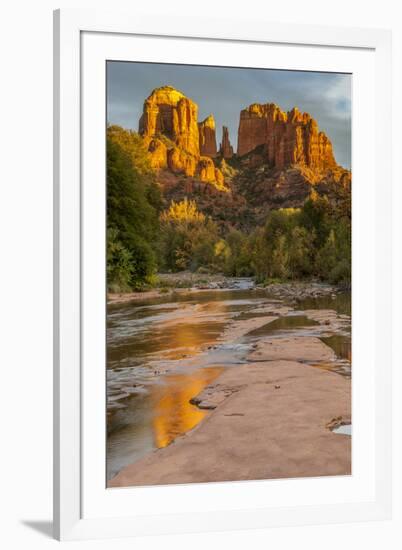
(139, 86, 199, 156)
(237, 103, 337, 173)
(139, 86, 224, 185)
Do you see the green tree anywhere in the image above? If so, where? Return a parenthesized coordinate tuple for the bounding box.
(287, 226, 315, 278)
(262, 209, 299, 279)
(316, 229, 338, 276)
(107, 128, 160, 290)
(270, 234, 289, 279)
(315, 219, 351, 286)
(247, 227, 269, 281)
(159, 199, 223, 272)
(106, 227, 133, 292)
(298, 189, 331, 247)
(223, 229, 253, 277)
(107, 125, 154, 176)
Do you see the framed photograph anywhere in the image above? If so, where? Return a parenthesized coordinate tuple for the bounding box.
(53, 8, 392, 541)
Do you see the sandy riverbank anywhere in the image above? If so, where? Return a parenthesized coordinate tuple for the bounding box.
(109, 335, 351, 487)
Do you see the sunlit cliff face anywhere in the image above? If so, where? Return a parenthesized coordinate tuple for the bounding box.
(138, 86, 225, 187)
(237, 103, 337, 173)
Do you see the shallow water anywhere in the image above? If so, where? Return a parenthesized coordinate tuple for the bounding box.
(333, 424, 352, 436)
(248, 315, 319, 337)
(320, 334, 351, 362)
(107, 284, 351, 480)
(107, 366, 224, 478)
(107, 287, 265, 479)
(296, 292, 351, 316)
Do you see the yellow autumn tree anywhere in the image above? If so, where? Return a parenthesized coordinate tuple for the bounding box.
(160, 198, 205, 227)
(159, 199, 222, 272)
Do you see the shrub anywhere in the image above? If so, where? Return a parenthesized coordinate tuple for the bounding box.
(159, 199, 223, 272)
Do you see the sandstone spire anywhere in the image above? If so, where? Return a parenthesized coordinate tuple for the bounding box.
(237, 103, 337, 173)
(198, 115, 217, 157)
(219, 126, 234, 159)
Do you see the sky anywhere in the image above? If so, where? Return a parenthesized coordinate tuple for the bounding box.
(107, 62, 351, 169)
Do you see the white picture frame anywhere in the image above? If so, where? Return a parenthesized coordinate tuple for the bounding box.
(53, 8, 392, 541)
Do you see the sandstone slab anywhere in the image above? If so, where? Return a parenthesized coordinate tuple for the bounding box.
(247, 336, 337, 363)
(109, 359, 351, 487)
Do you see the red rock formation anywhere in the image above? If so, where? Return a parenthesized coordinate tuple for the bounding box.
(198, 115, 217, 157)
(167, 147, 197, 177)
(147, 138, 168, 170)
(237, 103, 285, 157)
(139, 86, 224, 186)
(219, 126, 234, 158)
(198, 156, 216, 182)
(195, 157, 226, 189)
(139, 86, 200, 157)
(237, 103, 337, 173)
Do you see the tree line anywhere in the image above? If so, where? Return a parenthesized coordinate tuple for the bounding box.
(107, 126, 351, 292)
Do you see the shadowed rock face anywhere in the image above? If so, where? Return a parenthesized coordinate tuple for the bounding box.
(237, 103, 337, 173)
(198, 115, 217, 157)
(219, 126, 234, 159)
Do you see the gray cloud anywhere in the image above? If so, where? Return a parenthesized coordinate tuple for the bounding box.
(107, 62, 351, 169)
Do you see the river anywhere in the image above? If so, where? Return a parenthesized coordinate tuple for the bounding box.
(106, 280, 351, 480)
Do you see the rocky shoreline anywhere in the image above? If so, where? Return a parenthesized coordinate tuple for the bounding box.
(108, 273, 343, 305)
(259, 281, 340, 301)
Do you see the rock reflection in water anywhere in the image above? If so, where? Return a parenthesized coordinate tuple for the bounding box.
(107, 291, 260, 368)
(107, 366, 223, 480)
(151, 367, 224, 449)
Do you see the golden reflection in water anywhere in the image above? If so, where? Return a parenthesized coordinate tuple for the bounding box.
(159, 302, 230, 361)
(152, 367, 223, 449)
(161, 320, 211, 360)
